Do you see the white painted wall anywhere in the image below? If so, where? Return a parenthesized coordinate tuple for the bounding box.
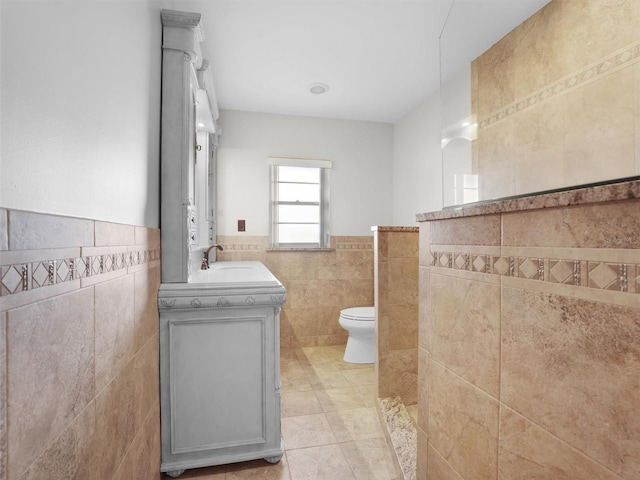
(0, 0, 166, 227)
(216, 109, 393, 236)
(392, 92, 443, 225)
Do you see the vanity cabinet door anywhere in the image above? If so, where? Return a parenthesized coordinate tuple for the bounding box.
(160, 305, 282, 472)
(169, 314, 267, 453)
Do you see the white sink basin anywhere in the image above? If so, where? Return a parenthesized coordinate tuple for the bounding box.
(189, 261, 279, 285)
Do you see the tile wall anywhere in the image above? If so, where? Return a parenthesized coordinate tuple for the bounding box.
(0, 209, 161, 480)
(417, 188, 640, 479)
(471, 0, 640, 200)
(373, 227, 419, 406)
(215, 235, 374, 348)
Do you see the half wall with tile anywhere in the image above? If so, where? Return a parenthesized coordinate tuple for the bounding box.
(416, 180, 640, 480)
(216, 235, 374, 348)
(0, 209, 161, 480)
(373, 227, 419, 406)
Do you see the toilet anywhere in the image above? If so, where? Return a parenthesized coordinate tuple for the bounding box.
(338, 306, 375, 364)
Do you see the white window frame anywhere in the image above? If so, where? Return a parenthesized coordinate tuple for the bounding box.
(268, 157, 331, 249)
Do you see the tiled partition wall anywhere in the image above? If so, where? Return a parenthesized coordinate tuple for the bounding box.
(471, 0, 640, 200)
(415, 180, 640, 480)
(0, 209, 161, 480)
(216, 235, 374, 348)
(373, 227, 419, 406)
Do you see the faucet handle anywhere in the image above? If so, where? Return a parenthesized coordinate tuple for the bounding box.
(201, 255, 210, 270)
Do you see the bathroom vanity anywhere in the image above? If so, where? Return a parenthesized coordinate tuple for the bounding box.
(158, 11, 286, 477)
(158, 262, 287, 477)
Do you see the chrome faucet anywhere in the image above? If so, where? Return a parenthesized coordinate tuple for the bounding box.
(201, 244, 224, 269)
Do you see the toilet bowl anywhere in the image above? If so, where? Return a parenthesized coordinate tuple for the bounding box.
(339, 306, 375, 364)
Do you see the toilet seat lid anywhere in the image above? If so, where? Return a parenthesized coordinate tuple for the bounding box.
(340, 306, 374, 321)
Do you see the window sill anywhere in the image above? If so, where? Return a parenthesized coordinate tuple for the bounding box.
(266, 247, 335, 252)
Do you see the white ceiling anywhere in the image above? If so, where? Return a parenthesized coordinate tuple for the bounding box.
(171, 0, 550, 124)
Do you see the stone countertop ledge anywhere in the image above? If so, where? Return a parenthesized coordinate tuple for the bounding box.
(416, 177, 640, 222)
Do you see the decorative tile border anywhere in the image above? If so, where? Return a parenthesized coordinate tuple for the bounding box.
(219, 243, 264, 252)
(429, 250, 638, 294)
(1, 248, 161, 297)
(478, 40, 640, 129)
(335, 242, 373, 251)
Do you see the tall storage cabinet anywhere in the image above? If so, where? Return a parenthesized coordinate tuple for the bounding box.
(158, 262, 286, 477)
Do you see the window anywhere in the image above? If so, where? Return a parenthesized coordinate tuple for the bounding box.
(269, 157, 331, 248)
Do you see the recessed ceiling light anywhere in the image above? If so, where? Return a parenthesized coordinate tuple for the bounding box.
(309, 82, 329, 95)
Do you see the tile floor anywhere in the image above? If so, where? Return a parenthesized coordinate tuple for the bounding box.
(162, 345, 397, 480)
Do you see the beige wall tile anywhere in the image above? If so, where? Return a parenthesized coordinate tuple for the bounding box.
(134, 334, 160, 435)
(7, 288, 95, 480)
(8, 210, 94, 250)
(318, 251, 342, 280)
(502, 199, 640, 248)
(418, 267, 430, 351)
(338, 251, 373, 279)
(419, 223, 431, 267)
(134, 265, 160, 351)
(18, 403, 97, 480)
(428, 361, 499, 480)
(427, 444, 464, 480)
(287, 280, 320, 309)
(636, 63, 640, 175)
(379, 349, 418, 405)
(290, 335, 319, 348)
(417, 347, 429, 435)
(343, 279, 374, 307)
(564, 68, 636, 186)
(0, 210, 7, 251)
(388, 304, 418, 351)
(94, 360, 138, 480)
(95, 221, 135, 247)
(431, 214, 501, 246)
(501, 287, 640, 478)
(499, 406, 623, 480)
(559, 0, 634, 74)
(288, 252, 319, 280)
(478, 116, 516, 171)
(513, 0, 565, 99)
(416, 428, 428, 480)
(387, 232, 419, 259)
(376, 303, 390, 358)
(134, 226, 160, 247)
(95, 275, 135, 392)
(0, 312, 5, 480)
(112, 400, 161, 480)
(318, 306, 343, 336)
(478, 160, 517, 201)
(286, 308, 319, 338)
(317, 279, 344, 307)
(515, 97, 566, 195)
(430, 274, 500, 397)
(387, 258, 418, 305)
(477, 28, 516, 119)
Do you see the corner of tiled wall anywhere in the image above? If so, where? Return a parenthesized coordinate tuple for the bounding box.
(0, 208, 7, 480)
(0, 209, 161, 480)
(374, 227, 419, 407)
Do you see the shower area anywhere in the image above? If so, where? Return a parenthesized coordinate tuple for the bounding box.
(372, 226, 420, 480)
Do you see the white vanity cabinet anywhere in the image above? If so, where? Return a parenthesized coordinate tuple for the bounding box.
(158, 262, 286, 477)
